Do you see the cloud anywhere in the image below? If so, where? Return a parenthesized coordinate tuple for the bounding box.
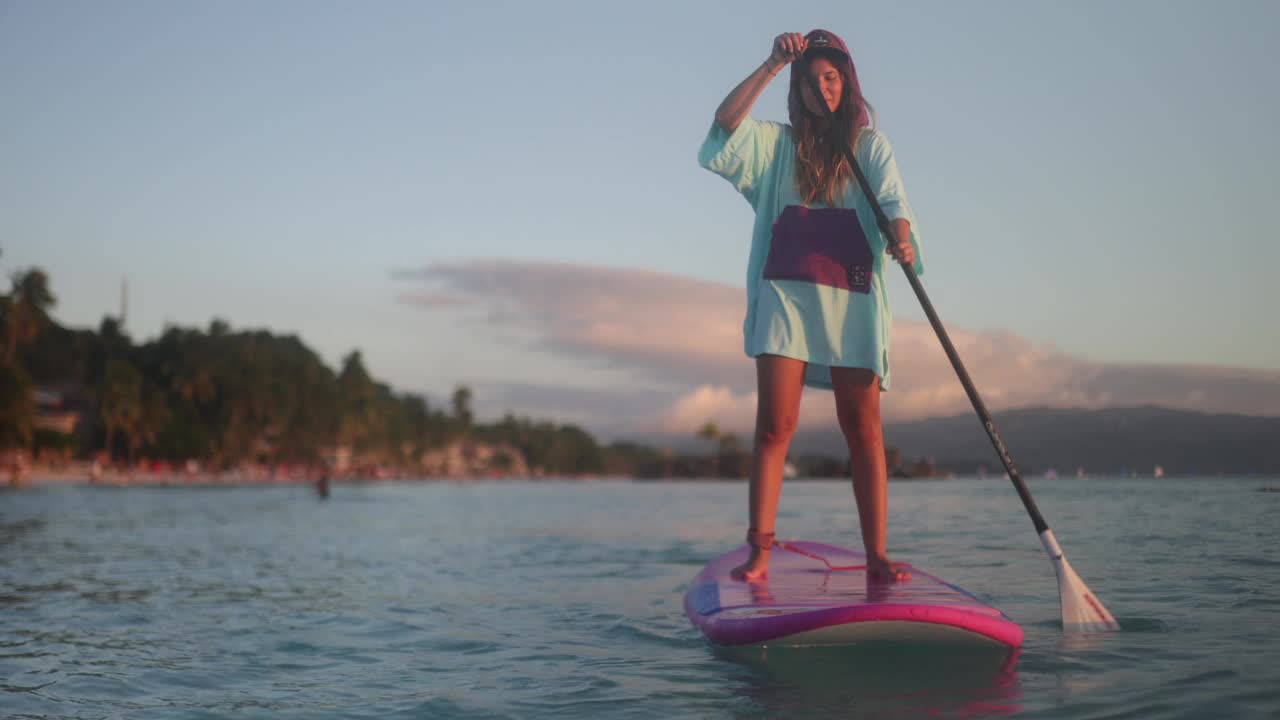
(399, 259, 1280, 434)
(468, 381, 676, 431)
(657, 385, 759, 433)
(398, 260, 750, 389)
(395, 290, 471, 308)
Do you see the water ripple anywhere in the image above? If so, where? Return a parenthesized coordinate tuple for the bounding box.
(1, 480, 1278, 719)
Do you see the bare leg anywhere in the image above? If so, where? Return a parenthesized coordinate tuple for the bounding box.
(731, 354, 806, 581)
(831, 367, 910, 582)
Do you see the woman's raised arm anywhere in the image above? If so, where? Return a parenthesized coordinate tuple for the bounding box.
(713, 32, 808, 132)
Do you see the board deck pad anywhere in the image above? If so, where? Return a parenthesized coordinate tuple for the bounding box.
(685, 540, 1023, 648)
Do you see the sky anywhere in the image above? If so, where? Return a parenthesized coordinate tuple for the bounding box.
(3, 0, 1279, 438)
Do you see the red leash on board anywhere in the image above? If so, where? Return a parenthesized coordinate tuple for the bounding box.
(776, 540, 912, 573)
(748, 530, 911, 572)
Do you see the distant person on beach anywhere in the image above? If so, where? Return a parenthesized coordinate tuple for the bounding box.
(699, 29, 922, 582)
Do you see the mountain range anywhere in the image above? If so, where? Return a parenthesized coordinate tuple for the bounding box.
(811, 405, 1280, 476)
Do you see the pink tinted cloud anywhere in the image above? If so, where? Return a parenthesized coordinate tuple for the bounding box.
(401, 260, 1280, 433)
(401, 259, 749, 388)
(395, 290, 471, 308)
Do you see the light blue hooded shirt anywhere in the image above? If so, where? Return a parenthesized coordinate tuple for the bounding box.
(698, 117, 924, 390)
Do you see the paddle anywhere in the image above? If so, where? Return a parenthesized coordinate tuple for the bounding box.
(801, 70, 1120, 633)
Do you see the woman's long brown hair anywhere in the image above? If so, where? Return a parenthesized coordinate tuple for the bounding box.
(788, 49, 872, 207)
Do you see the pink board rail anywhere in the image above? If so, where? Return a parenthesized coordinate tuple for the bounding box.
(685, 541, 1024, 648)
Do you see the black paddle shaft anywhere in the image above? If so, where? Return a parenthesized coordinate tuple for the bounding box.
(803, 71, 1050, 534)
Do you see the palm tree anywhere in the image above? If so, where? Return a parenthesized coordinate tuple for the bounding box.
(451, 386, 473, 430)
(126, 382, 170, 462)
(718, 432, 746, 478)
(0, 359, 34, 450)
(336, 350, 386, 455)
(2, 269, 57, 363)
(697, 421, 721, 477)
(98, 357, 143, 463)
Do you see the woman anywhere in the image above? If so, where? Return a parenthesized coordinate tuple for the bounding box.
(698, 29, 922, 582)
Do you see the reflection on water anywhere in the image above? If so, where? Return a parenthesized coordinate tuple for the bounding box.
(718, 645, 1021, 719)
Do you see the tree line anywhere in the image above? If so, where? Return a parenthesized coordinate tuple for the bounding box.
(0, 262, 637, 475)
(0, 262, 762, 478)
(1, 260, 923, 480)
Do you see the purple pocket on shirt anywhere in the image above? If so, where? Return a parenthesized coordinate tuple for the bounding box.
(763, 205, 872, 293)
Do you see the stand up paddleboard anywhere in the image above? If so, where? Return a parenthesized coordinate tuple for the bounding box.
(685, 541, 1023, 648)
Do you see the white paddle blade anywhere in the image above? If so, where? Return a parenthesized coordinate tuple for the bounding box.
(1039, 530, 1120, 634)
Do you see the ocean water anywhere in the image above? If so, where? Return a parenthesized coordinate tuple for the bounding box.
(2, 477, 1278, 719)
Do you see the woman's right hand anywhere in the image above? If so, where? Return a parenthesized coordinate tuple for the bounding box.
(767, 32, 808, 71)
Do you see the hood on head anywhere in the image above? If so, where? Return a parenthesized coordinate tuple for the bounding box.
(790, 28, 869, 128)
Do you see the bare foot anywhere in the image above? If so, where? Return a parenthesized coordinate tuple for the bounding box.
(730, 548, 770, 581)
(867, 555, 911, 582)
(746, 577, 775, 603)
